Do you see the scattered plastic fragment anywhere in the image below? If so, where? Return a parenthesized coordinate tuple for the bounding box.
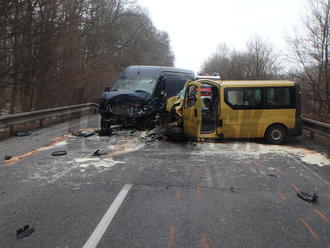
(72, 130, 95, 138)
(297, 191, 318, 203)
(268, 174, 277, 177)
(15, 131, 32, 137)
(4, 155, 12, 160)
(16, 225, 35, 240)
(51, 151, 67, 156)
(93, 150, 108, 156)
(230, 187, 238, 193)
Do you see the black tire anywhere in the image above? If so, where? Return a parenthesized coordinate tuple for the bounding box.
(100, 118, 110, 129)
(167, 127, 184, 141)
(51, 151, 67, 156)
(265, 124, 287, 145)
(137, 116, 156, 130)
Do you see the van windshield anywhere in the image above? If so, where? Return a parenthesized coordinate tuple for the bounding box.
(111, 78, 156, 94)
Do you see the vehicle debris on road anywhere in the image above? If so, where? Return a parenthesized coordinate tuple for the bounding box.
(96, 128, 112, 136)
(230, 187, 238, 193)
(297, 191, 318, 203)
(138, 126, 167, 143)
(93, 150, 108, 156)
(51, 151, 67, 156)
(4, 155, 12, 160)
(15, 131, 32, 137)
(268, 173, 278, 177)
(16, 225, 35, 240)
(71, 130, 96, 138)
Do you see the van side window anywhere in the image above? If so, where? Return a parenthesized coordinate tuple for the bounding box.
(266, 88, 292, 107)
(245, 88, 262, 107)
(227, 90, 243, 106)
(165, 78, 188, 98)
(225, 88, 262, 109)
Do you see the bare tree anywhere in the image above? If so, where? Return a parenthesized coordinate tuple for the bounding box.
(245, 37, 281, 80)
(0, 0, 175, 115)
(287, 0, 330, 115)
(201, 38, 282, 80)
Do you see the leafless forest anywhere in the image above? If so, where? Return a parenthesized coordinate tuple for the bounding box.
(0, 0, 174, 115)
(1, 0, 329, 122)
(202, 0, 330, 121)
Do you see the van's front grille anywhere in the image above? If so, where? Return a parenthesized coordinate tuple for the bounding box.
(111, 104, 132, 116)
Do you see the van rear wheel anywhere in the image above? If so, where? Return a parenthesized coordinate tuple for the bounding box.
(100, 118, 110, 129)
(265, 124, 287, 145)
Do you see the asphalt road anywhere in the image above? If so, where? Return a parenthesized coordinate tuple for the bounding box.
(0, 115, 329, 248)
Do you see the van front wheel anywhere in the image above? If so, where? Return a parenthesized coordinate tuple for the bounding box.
(265, 125, 287, 145)
(100, 118, 110, 129)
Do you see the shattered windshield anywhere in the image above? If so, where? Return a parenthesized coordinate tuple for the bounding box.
(177, 87, 187, 100)
(111, 78, 156, 94)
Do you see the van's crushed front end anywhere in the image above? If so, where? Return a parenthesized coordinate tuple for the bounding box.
(99, 89, 164, 129)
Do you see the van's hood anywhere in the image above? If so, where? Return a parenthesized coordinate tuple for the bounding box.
(102, 89, 152, 104)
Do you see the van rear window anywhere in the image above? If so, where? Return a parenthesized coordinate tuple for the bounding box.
(266, 88, 292, 107)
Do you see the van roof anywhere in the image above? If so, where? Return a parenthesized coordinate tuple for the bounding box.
(119, 65, 195, 79)
(197, 80, 295, 87)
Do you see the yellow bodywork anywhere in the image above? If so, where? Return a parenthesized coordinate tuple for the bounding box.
(166, 96, 182, 114)
(166, 80, 297, 140)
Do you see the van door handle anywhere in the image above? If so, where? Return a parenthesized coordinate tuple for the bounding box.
(194, 108, 197, 118)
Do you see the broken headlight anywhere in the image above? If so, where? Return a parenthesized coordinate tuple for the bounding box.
(130, 103, 147, 115)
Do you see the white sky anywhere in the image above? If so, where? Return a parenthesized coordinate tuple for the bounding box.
(138, 0, 308, 73)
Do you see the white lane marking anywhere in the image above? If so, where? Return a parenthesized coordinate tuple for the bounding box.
(301, 163, 330, 185)
(82, 184, 133, 248)
(205, 167, 213, 187)
(290, 156, 329, 185)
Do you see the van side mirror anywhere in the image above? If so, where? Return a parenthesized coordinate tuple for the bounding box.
(105, 87, 111, 92)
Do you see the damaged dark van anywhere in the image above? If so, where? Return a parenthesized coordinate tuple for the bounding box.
(99, 66, 195, 129)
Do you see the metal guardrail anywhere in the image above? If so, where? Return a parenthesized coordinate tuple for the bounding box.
(1, 104, 329, 139)
(302, 117, 330, 135)
(0, 103, 99, 130)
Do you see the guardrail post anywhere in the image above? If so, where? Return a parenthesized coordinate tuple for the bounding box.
(9, 125, 15, 136)
(40, 118, 45, 128)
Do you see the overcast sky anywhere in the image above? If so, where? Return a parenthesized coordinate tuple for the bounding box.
(138, 0, 308, 73)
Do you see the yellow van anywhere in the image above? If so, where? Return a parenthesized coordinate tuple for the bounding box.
(167, 79, 302, 144)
